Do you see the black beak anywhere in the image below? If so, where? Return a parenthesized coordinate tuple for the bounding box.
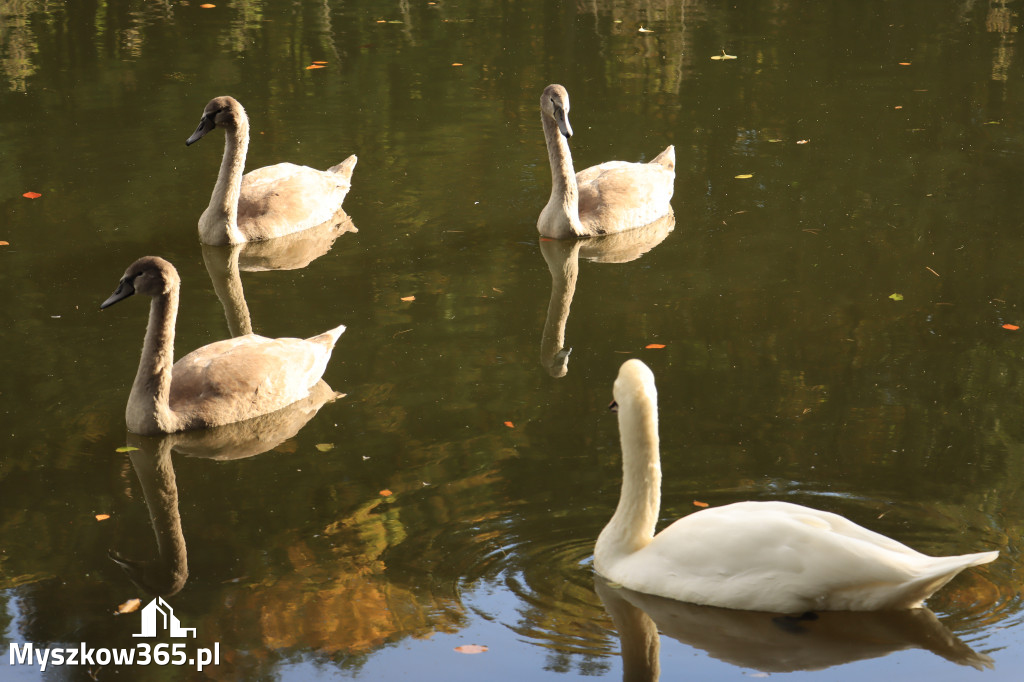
(101, 278, 136, 309)
(185, 114, 216, 146)
(608, 400, 618, 413)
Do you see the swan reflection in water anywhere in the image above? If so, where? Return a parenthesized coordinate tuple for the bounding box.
(109, 381, 342, 596)
(540, 213, 674, 377)
(202, 214, 357, 337)
(594, 575, 993, 680)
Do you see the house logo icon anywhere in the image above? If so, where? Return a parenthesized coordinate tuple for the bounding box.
(133, 597, 196, 638)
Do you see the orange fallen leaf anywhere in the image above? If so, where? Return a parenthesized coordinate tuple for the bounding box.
(306, 64, 326, 70)
(401, 295, 415, 302)
(693, 500, 709, 508)
(95, 514, 110, 521)
(115, 598, 141, 615)
(796, 139, 809, 144)
(22, 191, 41, 199)
(454, 644, 488, 654)
(200, 3, 215, 7)
(645, 343, 666, 349)
(898, 62, 911, 66)
(0, 241, 9, 246)
(380, 489, 393, 497)
(451, 62, 463, 66)
(312, 61, 328, 65)
(894, 105, 903, 110)
(1002, 324, 1019, 331)
(503, 421, 515, 428)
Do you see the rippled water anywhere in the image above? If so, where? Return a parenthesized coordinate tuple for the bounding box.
(3, 1, 1024, 680)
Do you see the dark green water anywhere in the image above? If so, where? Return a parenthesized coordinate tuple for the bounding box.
(2, 1, 1023, 680)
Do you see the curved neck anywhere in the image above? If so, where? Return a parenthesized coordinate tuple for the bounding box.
(539, 239, 580, 376)
(598, 392, 661, 558)
(126, 286, 180, 434)
(540, 113, 584, 238)
(199, 118, 249, 245)
(202, 243, 253, 337)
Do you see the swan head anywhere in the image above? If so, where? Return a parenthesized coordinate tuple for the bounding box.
(612, 359, 658, 421)
(101, 256, 180, 309)
(186, 95, 246, 146)
(540, 84, 573, 140)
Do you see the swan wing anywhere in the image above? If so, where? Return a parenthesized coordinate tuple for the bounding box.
(168, 334, 336, 427)
(576, 159, 675, 235)
(238, 163, 353, 239)
(617, 501, 995, 612)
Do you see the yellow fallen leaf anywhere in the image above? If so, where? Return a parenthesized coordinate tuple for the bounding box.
(315, 443, 334, 452)
(711, 50, 737, 60)
(401, 295, 415, 302)
(734, 174, 753, 179)
(115, 598, 141, 615)
(638, 26, 653, 33)
(115, 446, 139, 453)
(95, 514, 110, 521)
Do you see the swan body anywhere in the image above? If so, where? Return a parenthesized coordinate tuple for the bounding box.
(186, 96, 357, 245)
(594, 360, 998, 613)
(101, 256, 345, 435)
(538, 84, 675, 239)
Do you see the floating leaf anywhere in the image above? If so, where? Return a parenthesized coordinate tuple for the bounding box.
(898, 62, 911, 66)
(22, 191, 41, 199)
(925, 266, 940, 277)
(306, 64, 326, 70)
(889, 293, 903, 301)
(645, 343, 666, 349)
(95, 514, 110, 521)
(200, 3, 216, 7)
(401, 295, 415, 302)
(315, 443, 335, 452)
(734, 174, 753, 179)
(0, 241, 9, 246)
(312, 61, 328, 65)
(1003, 324, 1020, 331)
(638, 26, 653, 33)
(693, 500, 709, 508)
(503, 421, 515, 428)
(115, 445, 139, 453)
(454, 644, 488, 654)
(452, 62, 464, 66)
(796, 139, 809, 145)
(380, 489, 393, 497)
(115, 598, 141, 615)
(711, 50, 737, 60)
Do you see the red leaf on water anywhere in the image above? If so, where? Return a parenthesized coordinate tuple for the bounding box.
(503, 421, 515, 428)
(645, 343, 666, 349)
(306, 64, 326, 70)
(22, 191, 41, 199)
(379, 489, 393, 497)
(454, 644, 488, 654)
(1002, 324, 1019, 331)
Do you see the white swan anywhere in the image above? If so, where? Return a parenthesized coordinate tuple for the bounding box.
(186, 96, 357, 245)
(101, 256, 345, 435)
(538, 84, 675, 239)
(594, 359, 999, 613)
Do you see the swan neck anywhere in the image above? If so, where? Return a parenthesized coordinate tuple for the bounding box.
(127, 286, 179, 434)
(202, 244, 253, 337)
(541, 112, 584, 238)
(539, 241, 580, 375)
(603, 394, 662, 556)
(201, 118, 249, 245)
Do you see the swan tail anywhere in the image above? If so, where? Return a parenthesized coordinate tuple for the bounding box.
(898, 550, 999, 608)
(651, 145, 675, 171)
(309, 324, 347, 349)
(328, 155, 358, 179)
